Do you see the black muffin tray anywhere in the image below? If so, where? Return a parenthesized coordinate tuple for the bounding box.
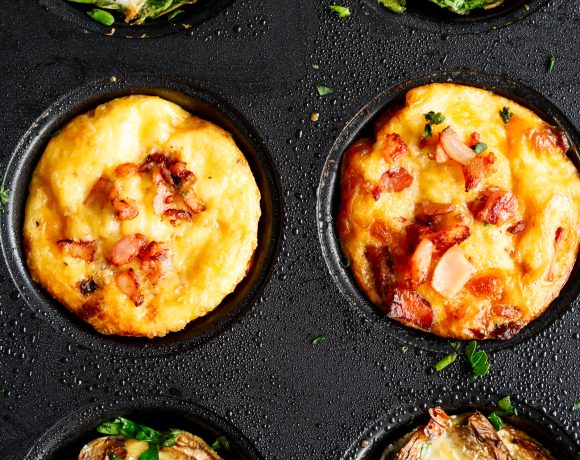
(1, 0, 580, 459)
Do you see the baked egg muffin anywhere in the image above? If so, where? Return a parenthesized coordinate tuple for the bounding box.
(338, 83, 580, 340)
(382, 407, 554, 460)
(24, 95, 261, 338)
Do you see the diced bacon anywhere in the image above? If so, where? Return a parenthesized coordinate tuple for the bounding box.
(169, 161, 195, 185)
(467, 274, 503, 302)
(406, 223, 434, 251)
(115, 162, 139, 178)
(85, 176, 119, 205)
(140, 242, 172, 285)
(379, 133, 409, 163)
(431, 245, 476, 298)
(424, 408, 451, 439)
(389, 286, 434, 329)
(439, 126, 476, 166)
(469, 188, 518, 225)
(56, 239, 96, 262)
(468, 131, 481, 148)
(491, 321, 524, 340)
(531, 126, 570, 153)
(507, 220, 525, 234)
(181, 191, 206, 214)
(112, 198, 139, 221)
(164, 208, 192, 225)
(151, 167, 175, 215)
(415, 202, 456, 216)
(372, 167, 413, 200)
(419, 133, 439, 149)
(410, 238, 434, 285)
(434, 142, 450, 163)
(425, 224, 471, 253)
(462, 152, 496, 192)
(365, 245, 396, 305)
(140, 153, 170, 172)
(115, 268, 143, 306)
(110, 233, 148, 266)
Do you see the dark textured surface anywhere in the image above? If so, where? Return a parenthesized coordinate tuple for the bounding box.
(1, 0, 579, 459)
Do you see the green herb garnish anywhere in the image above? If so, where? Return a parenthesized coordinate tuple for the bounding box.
(377, 0, 406, 13)
(312, 335, 327, 345)
(487, 412, 505, 430)
(316, 85, 336, 96)
(465, 341, 490, 379)
(423, 123, 433, 138)
(167, 9, 185, 20)
(138, 446, 159, 460)
(572, 402, 580, 410)
(0, 174, 10, 213)
(87, 8, 115, 26)
(547, 54, 556, 74)
(473, 142, 488, 154)
(96, 417, 182, 447)
(498, 395, 518, 415)
(449, 341, 461, 352)
(211, 435, 230, 451)
(424, 111, 446, 125)
(426, 0, 501, 14)
(500, 106, 513, 124)
(329, 5, 351, 17)
(434, 353, 457, 372)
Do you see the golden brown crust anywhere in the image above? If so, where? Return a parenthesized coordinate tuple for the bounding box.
(338, 83, 580, 340)
(24, 95, 261, 338)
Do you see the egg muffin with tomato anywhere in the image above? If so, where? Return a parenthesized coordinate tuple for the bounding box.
(338, 83, 580, 340)
(24, 95, 261, 337)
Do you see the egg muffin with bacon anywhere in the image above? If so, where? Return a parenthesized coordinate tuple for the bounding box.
(338, 83, 580, 340)
(24, 95, 261, 337)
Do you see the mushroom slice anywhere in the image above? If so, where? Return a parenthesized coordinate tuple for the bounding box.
(162, 431, 223, 460)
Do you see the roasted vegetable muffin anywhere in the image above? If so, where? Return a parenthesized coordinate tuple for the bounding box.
(24, 95, 261, 337)
(338, 83, 580, 340)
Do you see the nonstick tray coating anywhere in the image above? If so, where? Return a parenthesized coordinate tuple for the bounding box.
(1, 0, 580, 459)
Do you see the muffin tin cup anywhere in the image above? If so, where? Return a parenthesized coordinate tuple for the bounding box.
(317, 68, 580, 353)
(0, 73, 283, 357)
(40, 0, 236, 38)
(363, 0, 552, 34)
(24, 395, 263, 459)
(342, 391, 580, 459)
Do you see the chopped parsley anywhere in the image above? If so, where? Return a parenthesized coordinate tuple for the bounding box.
(473, 142, 488, 154)
(465, 341, 490, 379)
(499, 106, 513, 124)
(434, 353, 457, 372)
(488, 395, 518, 430)
(423, 111, 445, 137)
(449, 341, 461, 352)
(0, 174, 10, 213)
(329, 5, 351, 17)
(96, 417, 182, 448)
(211, 435, 230, 451)
(498, 395, 518, 415)
(572, 402, 580, 410)
(316, 85, 336, 96)
(377, 0, 406, 13)
(423, 123, 433, 138)
(547, 54, 556, 74)
(312, 335, 327, 345)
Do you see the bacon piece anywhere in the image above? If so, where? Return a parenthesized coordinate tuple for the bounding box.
(115, 268, 143, 306)
(507, 220, 525, 234)
(462, 152, 496, 192)
(115, 162, 139, 178)
(468, 131, 481, 147)
(410, 238, 434, 285)
(164, 208, 192, 225)
(110, 233, 148, 266)
(439, 126, 476, 166)
(469, 188, 517, 225)
(56, 239, 96, 262)
(85, 176, 119, 205)
(547, 227, 566, 281)
(140, 242, 172, 285)
(434, 142, 450, 163)
(466, 274, 503, 302)
(406, 223, 434, 251)
(415, 202, 456, 217)
(379, 133, 409, 163)
(431, 245, 476, 298)
(168, 161, 195, 184)
(424, 407, 451, 439)
(389, 286, 434, 329)
(531, 125, 570, 153)
(491, 321, 524, 340)
(372, 167, 413, 200)
(365, 245, 396, 305)
(151, 166, 175, 215)
(419, 133, 439, 149)
(112, 198, 139, 221)
(140, 153, 170, 172)
(181, 191, 206, 214)
(426, 224, 471, 253)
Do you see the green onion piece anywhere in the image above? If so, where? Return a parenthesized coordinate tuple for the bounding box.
(547, 54, 556, 74)
(424, 111, 446, 125)
(434, 353, 457, 372)
(87, 8, 115, 26)
(316, 85, 336, 96)
(499, 106, 513, 124)
(312, 335, 327, 345)
(377, 0, 406, 13)
(423, 123, 433, 138)
(211, 435, 230, 451)
(488, 412, 505, 431)
(329, 5, 351, 17)
(449, 341, 461, 352)
(473, 142, 488, 154)
(168, 9, 185, 20)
